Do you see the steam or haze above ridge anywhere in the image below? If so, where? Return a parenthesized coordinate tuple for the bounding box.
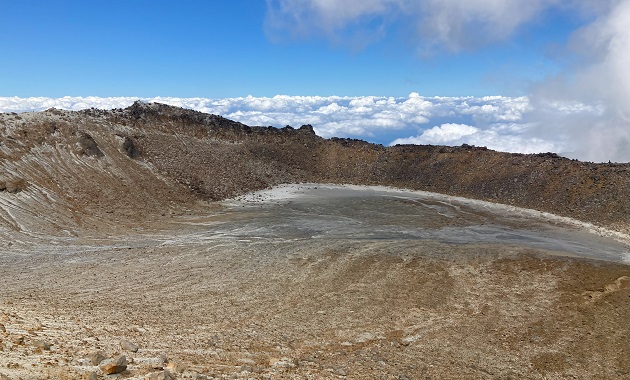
(1, 1, 628, 162)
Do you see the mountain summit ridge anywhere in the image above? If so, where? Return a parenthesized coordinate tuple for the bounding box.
(1, 102, 628, 238)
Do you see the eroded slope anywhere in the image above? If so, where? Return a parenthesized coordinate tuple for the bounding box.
(2, 101, 628, 239)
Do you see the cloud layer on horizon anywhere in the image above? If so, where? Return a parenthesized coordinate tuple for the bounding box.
(2, 93, 616, 161)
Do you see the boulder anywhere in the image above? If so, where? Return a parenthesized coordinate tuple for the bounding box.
(120, 339, 139, 352)
(32, 339, 51, 350)
(87, 350, 107, 366)
(100, 355, 128, 375)
(146, 370, 175, 380)
(165, 360, 185, 374)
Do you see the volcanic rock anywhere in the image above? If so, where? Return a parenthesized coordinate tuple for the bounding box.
(87, 350, 106, 366)
(100, 355, 128, 375)
(146, 370, 175, 380)
(77, 132, 104, 158)
(120, 339, 139, 352)
(31, 340, 50, 350)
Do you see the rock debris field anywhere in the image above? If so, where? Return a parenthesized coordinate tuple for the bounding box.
(1, 184, 629, 380)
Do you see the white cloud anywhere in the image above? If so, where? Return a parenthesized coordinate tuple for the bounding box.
(391, 122, 563, 154)
(0, 94, 435, 139)
(265, 0, 565, 52)
(0, 93, 587, 159)
(395, 123, 477, 144)
(430, 96, 530, 122)
(263, 0, 630, 162)
(527, 0, 630, 163)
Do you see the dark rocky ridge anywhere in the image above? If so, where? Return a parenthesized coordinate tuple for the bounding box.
(1, 101, 629, 233)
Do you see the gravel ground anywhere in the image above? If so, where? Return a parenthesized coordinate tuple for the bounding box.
(1, 185, 628, 380)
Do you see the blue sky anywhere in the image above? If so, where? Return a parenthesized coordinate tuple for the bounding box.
(1, 0, 629, 162)
(0, 0, 577, 98)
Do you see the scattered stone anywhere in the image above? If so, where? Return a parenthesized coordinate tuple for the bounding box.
(0, 324, 5, 333)
(100, 355, 128, 375)
(269, 357, 295, 368)
(334, 367, 347, 376)
(144, 356, 167, 370)
(120, 339, 139, 352)
(166, 360, 186, 374)
(399, 338, 411, 347)
(240, 365, 254, 373)
(87, 350, 107, 366)
(237, 358, 257, 366)
(28, 321, 43, 331)
(355, 332, 376, 343)
(146, 370, 175, 380)
(32, 339, 51, 350)
(12, 336, 24, 345)
(83, 372, 98, 380)
(133, 326, 148, 334)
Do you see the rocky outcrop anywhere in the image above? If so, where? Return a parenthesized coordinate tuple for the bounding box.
(121, 136, 141, 158)
(0, 178, 27, 193)
(77, 132, 104, 158)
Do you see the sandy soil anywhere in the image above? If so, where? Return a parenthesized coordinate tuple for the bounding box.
(1, 185, 629, 379)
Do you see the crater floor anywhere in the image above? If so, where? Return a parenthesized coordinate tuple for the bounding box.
(1, 185, 629, 379)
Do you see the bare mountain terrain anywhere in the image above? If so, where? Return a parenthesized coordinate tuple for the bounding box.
(1, 101, 629, 237)
(1, 102, 629, 379)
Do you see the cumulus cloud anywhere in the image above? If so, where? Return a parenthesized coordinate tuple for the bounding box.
(0, 94, 527, 138)
(395, 123, 477, 144)
(0, 94, 432, 139)
(264, 0, 630, 162)
(391, 122, 563, 154)
(526, 0, 630, 162)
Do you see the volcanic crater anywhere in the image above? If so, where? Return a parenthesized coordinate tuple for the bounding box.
(1, 102, 628, 379)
